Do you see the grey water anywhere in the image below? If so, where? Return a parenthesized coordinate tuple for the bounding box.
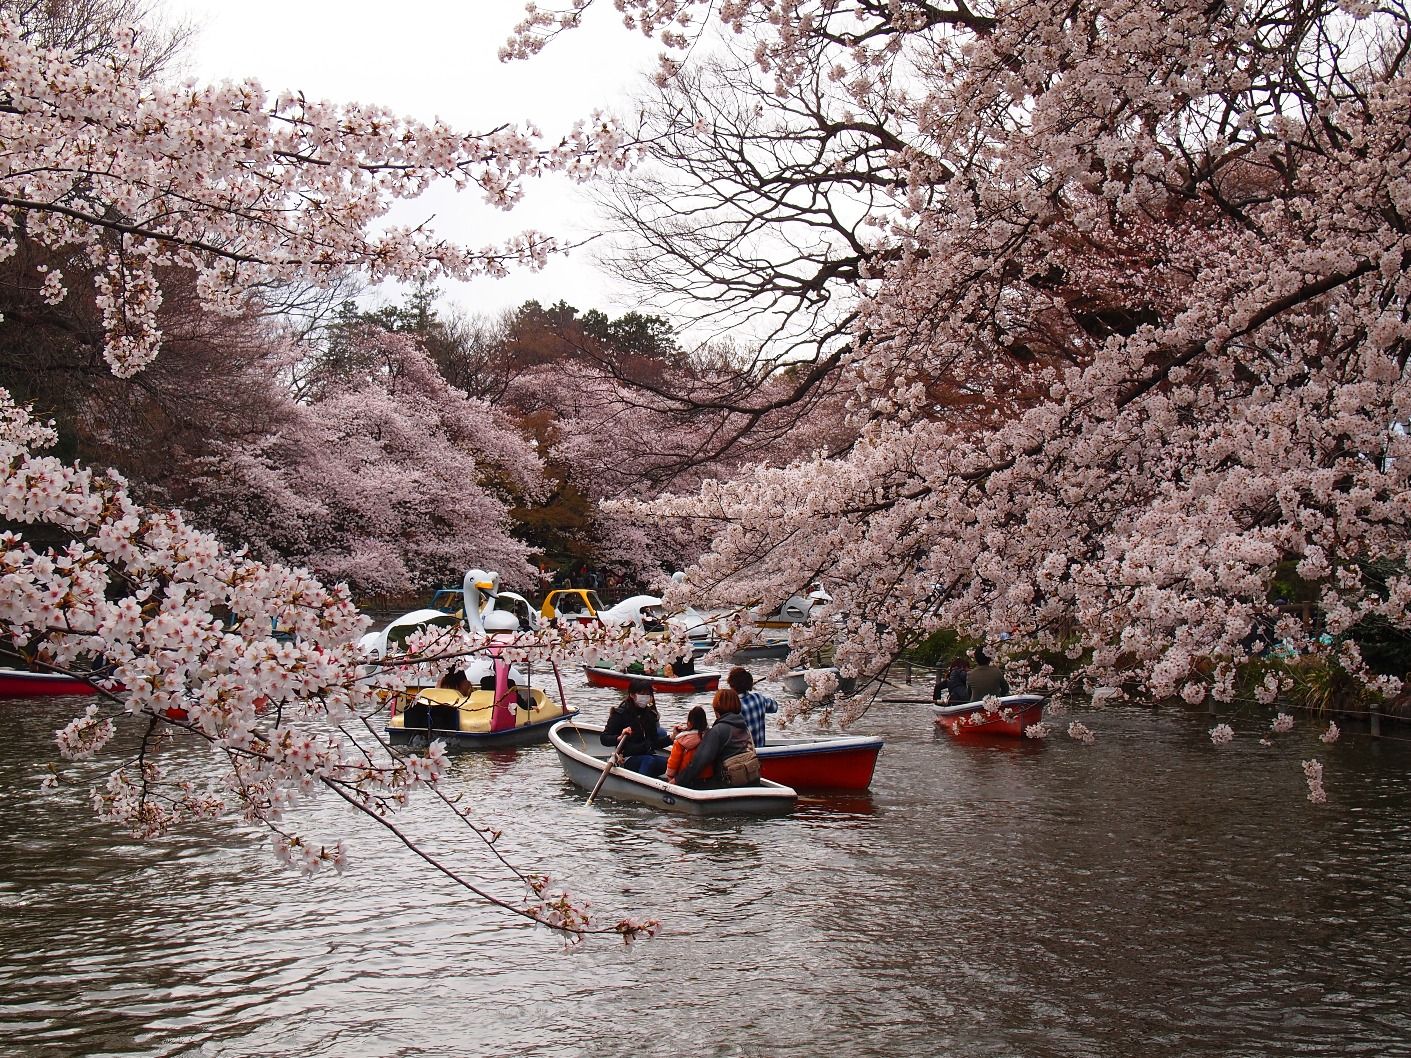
(2, 670, 1409, 1058)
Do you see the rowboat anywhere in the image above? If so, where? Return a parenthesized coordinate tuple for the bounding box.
(0, 668, 102, 698)
(582, 666, 720, 695)
(724, 637, 791, 662)
(757, 734, 883, 791)
(780, 667, 857, 698)
(933, 694, 1047, 738)
(548, 719, 797, 815)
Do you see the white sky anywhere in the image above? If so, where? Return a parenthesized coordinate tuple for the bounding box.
(159, 0, 661, 321)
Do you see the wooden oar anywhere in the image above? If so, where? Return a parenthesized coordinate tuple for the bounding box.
(586, 730, 629, 806)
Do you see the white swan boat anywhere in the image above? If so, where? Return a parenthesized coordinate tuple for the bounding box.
(375, 570, 575, 746)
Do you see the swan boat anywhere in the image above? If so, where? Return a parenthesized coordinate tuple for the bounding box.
(548, 719, 797, 816)
(581, 666, 720, 695)
(388, 677, 577, 748)
(428, 585, 540, 631)
(754, 587, 831, 629)
(539, 587, 607, 626)
(377, 571, 576, 747)
(933, 694, 1047, 738)
(597, 593, 719, 657)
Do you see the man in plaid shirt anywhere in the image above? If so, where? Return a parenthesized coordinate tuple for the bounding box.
(727, 666, 779, 746)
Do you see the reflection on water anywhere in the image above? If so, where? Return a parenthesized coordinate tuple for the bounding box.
(2, 669, 1410, 1058)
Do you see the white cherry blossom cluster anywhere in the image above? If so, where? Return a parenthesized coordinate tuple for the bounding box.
(1067, 721, 1097, 746)
(1302, 759, 1327, 804)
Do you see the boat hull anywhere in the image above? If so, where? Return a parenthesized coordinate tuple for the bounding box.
(388, 707, 579, 748)
(549, 720, 797, 816)
(725, 641, 791, 662)
(582, 666, 720, 695)
(0, 669, 102, 697)
(757, 735, 883, 791)
(933, 694, 1047, 738)
(780, 668, 857, 698)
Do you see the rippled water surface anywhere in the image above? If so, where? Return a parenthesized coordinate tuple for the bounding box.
(3, 670, 1410, 1058)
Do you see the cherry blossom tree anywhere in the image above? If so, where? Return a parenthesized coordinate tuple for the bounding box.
(0, 6, 653, 934)
(189, 326, 546, 595)
(0, 5, 628, 377)
(1, 385, 670, 938)
(512, 0, 1411, 753)
(7, 0, 1407, 921)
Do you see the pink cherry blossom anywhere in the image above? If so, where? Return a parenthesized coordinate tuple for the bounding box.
(1067, 722, 1096, 746)
(1302, 759, 1327, 804)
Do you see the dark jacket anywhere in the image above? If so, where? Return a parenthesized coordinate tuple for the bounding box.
(935, 665, 970, 704)
(601, 700, 667, 758)
(966, 664, 1009, 699)
(678, 713, 751, 787)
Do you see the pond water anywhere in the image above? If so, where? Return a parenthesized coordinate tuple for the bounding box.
(2, 669, 1409, 1058)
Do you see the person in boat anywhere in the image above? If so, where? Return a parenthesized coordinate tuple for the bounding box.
(438, 669, 473, 696)
(505, 676, 533, 712)
(677, 688, 754, 788)
(663, 705, 710, 785)
(967, 647, 1010, 699)
(601, 678, 670, 777)
(935, 656, 970, 704)
(727, 666, 779, 746)
(664, 653, 696, 678)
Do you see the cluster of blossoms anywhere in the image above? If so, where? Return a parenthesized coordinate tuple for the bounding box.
(0, 15, 632, 376)
(1, 388, 663, 940)
(1067, 722, 1097, 746)
(1302, 760, 1328, 804)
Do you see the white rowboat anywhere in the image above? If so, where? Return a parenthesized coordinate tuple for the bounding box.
(548, 719, 798, 816)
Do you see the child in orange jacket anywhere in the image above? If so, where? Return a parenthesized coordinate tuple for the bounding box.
(664, 706, 710, 784)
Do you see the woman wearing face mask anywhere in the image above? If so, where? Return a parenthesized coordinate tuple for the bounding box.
(600, 678, 670, 777)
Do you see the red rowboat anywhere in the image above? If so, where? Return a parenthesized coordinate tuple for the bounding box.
(933, 694, 1047, 738)
(582, 666, 720, 695)
(0, 668, 105, 698)
(756, 734, 884, 791)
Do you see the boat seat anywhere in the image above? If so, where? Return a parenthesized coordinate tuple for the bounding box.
(400, 701, 463, 731)
(405, 687, 472, 731)
(428, 704, 461, 729)
(398, 685, 558, 733)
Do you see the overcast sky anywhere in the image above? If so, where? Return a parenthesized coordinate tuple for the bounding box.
(161, 0, 661, 321)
